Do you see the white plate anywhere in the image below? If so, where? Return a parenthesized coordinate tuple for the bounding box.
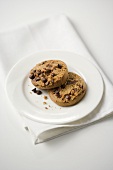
(5, 51, 104, 124)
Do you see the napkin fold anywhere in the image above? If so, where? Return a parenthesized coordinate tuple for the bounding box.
(1, 15, 113, 144)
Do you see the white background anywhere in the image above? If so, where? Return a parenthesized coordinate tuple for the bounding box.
(0, 0, 113, 170)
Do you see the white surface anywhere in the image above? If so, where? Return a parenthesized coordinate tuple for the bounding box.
(2, 15, 113, 145)
(0, 0, 113, 170)
(5, 51, 103, 124)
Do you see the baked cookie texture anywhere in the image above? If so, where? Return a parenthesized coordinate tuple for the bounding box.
(49, 72, 87, 106)
(29, 60, 68, 89)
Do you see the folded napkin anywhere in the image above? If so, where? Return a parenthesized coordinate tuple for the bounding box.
(1, 15, 113, 144)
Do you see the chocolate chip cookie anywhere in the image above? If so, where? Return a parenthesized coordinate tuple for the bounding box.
(29, 60, 68, 89)
(49, 72, 87, 106)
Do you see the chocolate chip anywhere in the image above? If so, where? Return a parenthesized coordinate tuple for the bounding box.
(35, 77, 40, 81)
(46, 64, 52, 68)
(56, 93, 61, 98)
(53, 87, 60, 96)
(42, 61, 46, 64)
(51, 73, 56, 77)
(82, 90, 85, 93)
(41, 70, 44, 73)
(33, 70, 36, 73)
(46, 69, 51, 73)
(58, 64, 62, 69)
(41, 77, 47, 83)
(32, 88, 42, 95)
(32, 88, 37, 93)
(61, 84, 65, 89)
(36, 90, 42, 95)
(66, 80, 76, 85)
(41, 73, 45, 77)
(37, 70, 41, 75)
(29, 74, 35, 79)
(55, 90, 59, 95)
(65, 95, 71, 100)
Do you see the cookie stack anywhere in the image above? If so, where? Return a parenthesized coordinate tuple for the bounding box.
(29, 60, 87, 106)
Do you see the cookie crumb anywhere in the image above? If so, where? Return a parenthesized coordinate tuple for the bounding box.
(30, 92, 32, 94)
(36, 90, 42, 95)
(32, 88, 37, 93)
(44, 96, 48, 100)
(45, 107, 48, 109)
(43, 102, 47, 105)
(32, 88, 42, 95)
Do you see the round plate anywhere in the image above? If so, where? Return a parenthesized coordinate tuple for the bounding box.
(5, 51, 104, 124)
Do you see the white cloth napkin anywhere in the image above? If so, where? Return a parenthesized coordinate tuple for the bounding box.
(1, 15, 113, 144)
